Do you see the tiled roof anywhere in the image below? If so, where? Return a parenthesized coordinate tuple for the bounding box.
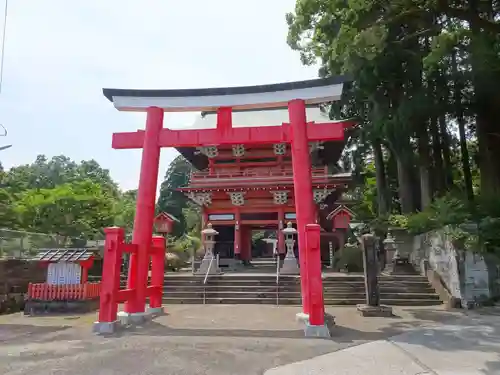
(32, 248, 96, 262)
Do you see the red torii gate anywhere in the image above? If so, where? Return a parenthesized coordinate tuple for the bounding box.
(93, 77, 354, 336)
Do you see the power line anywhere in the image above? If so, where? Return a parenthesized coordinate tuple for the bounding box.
(0, 0, 8, 95)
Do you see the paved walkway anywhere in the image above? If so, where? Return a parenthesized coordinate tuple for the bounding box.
(266, 308, 500, 375)
(0, 305, 498, 374)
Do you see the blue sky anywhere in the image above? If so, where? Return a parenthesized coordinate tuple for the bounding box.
(0, 0, 319, 191)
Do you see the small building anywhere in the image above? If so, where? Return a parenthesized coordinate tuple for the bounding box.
(25, 248, 101, 315)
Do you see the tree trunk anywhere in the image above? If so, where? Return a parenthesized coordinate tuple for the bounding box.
(469, 0, 500, 196)
(452, 50, 474, 201)
(417, 121, 432, 208)
(430, 115, 445, 194)
(438, 115, 454, 190)
(373, 138, 389, 216)
(395, 153, 414, 214)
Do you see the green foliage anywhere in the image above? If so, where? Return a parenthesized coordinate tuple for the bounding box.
(0, 155, 134, 242)
(333, 242, 364, 272)
(156, 156, 194, 237)
(14, 179, 115, 241)
(113, 190, 137, 234)
(165, 252, 185, 271)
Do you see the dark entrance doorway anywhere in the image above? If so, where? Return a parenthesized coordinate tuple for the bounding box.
(213, 225, 234, 258)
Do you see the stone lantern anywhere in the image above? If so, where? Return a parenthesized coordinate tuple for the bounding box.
(196, 223, 221, 275)
(280, 222, 299, 274)
(382, 230, 399, 274)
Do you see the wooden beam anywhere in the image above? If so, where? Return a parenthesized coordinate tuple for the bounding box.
(111, 121, 353, 149)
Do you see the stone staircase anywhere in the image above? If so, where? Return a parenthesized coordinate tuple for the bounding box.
(161, 274, 442, 306)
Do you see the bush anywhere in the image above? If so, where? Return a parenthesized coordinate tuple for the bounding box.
(165, 252, 185, 271)
(333, 243, 364, 272)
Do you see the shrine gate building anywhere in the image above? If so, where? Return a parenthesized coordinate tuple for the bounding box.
(176, 107, 355, 265)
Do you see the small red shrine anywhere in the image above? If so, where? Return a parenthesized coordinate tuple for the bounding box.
(25, 248, 101, 315)
(154, 212, 177, 234)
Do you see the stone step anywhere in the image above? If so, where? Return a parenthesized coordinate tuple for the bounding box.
(163, 290, 439, 300)
(162, 285, 436, 294)
(161, 297, 442, 306)
(161, 276, 431, 283)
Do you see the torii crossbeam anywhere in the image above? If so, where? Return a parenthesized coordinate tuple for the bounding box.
(94, 76, 354, 336)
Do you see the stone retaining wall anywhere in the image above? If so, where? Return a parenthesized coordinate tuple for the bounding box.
(0, 259, 46, 313)
(409, 228, 500, 308)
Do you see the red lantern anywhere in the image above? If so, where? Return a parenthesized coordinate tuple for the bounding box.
(154, 212, 175, 234)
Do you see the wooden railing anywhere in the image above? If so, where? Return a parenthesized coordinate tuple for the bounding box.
(191, 167, 329, 180)
(27, 282, 101, 300)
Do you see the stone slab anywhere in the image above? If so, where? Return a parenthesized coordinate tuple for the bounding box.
(92, 320, 119, 334)
(146, 306, 165, 316)
(356, 304, 393, 317)
(264, 340, 427, 375)
(24, 299, 99, 316)
(304, 323, 330, 338)
(117, 311, 150, 325)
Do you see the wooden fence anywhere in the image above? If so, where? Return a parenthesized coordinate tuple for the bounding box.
(27, 282, 101, 300)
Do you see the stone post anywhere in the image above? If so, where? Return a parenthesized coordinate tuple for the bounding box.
(357, 233, 393, 317)
(280, 222, 299, 275)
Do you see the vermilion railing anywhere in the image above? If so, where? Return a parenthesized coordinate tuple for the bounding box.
(191, 166, 329, 180)
(27, 282, 101, 300)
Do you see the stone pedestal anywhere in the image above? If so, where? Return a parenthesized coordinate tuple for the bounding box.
(92, 320, 119, 334)
(146, 306, 165, 316)
(304, 323, 331, 338)
(196, 257, 221, 275)
(356, 304, 393, 317)
(117, 311, 150, 325)
(280, 255, 299, 274)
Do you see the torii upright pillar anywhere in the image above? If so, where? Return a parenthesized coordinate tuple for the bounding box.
(123, 107, 163, 316)
(288, 99, 314, 315)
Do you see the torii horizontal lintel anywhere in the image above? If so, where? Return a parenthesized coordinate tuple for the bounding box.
(111, 120, 355, 149)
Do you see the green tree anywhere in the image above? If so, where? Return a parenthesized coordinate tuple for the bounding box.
(156, 155, 194, 237)
(286, 0, 499, 217)
(14, 180, 115, 242)
(114, 189, 137, 234)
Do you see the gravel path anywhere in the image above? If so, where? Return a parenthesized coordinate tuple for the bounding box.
(0, 305, 462, 375)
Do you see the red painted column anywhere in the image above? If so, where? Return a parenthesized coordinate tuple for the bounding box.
(288, 99, 315, 314)
(201, 210, 208, 243)
(81, 266, 88, 284)
(234, 209, 241, 259)
(149, 236, 166, 309)
(240, 226, 251, 261)
(277, 208, 285, 255)
(306, 224, 325, 326)
(125, 106, 163, 314)
(98, 227, 124, 323)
